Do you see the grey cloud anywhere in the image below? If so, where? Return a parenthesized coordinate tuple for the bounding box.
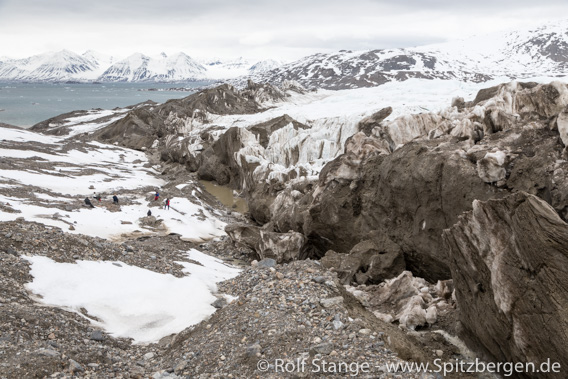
(2, 0, 566, 24)
(1, 0, 567, 60)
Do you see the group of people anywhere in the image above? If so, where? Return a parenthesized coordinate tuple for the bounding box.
(84, 193, 120, 208)
(83, 190, 170, 216)
(154, 191, 170, 210)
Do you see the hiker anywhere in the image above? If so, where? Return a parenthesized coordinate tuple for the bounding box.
(154, 191, 159, 201)
(164, 198, 170, 210)
(113, 194, 119, 204)
(84, 197, 94, 208)
(147, 209, 152, 217)
(93, 193, 101, 202)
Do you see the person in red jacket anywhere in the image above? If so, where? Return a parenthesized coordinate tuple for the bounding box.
(164, 198, 170, 210)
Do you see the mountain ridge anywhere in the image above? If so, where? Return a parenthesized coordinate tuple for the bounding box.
(0, 50, 282, 83)
(2, 20, 568, 86)
(247, 19, 568, 89)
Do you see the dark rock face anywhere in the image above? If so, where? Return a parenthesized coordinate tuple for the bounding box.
(305, 139, 501, 281)
(197, 127, 247, 186)
(443, 192, 568, 378)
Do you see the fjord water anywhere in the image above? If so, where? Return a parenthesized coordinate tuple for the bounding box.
(0, 81, 213, 128)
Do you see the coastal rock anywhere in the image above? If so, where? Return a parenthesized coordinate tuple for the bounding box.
(443, 192, 568, 375)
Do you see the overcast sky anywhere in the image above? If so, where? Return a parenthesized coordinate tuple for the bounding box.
(1, 0, 567, 61)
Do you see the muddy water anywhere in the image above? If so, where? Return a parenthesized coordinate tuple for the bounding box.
(199, 180, 249, 213)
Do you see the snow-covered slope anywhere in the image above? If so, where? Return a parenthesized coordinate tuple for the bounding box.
(98, 52, 207, 82)
(0, 114, 227, 241)
(199, 57, 252, 79)
(0, 116, 238, 343)
(249, 20, 568, 89)
(81, 50, 116, 71)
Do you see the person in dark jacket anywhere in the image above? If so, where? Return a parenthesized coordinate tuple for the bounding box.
(113, 195, 119, 204)
(147, 209, 152, 217)
(84, 197, 94, 208)
(164, 198, 170, 210)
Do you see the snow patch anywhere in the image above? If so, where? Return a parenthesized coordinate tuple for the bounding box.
(24, 253, 240, 344)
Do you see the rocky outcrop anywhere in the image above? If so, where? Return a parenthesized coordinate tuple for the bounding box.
(443, 192, 568, 377)
(93, 107, 165, 150)
(225, 224, 307, 263)
(93, 82, 269, 150)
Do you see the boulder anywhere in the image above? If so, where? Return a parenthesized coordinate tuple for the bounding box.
(556, 105, 568, 148)
(476, 150, 507, 183)
(257, 229, 307, 263)
(360, 271, 444, 330)
(443, 192, 568, 376)
(320, 236, 405, 285)
(224, 224, 262, 251)
(225, 224, 307, 263)
(321, 250, 362, 285)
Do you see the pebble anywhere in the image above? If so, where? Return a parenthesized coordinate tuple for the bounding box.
(90, 330, 104, 341)
(320, 296, 343, 308)
(310, 342, 334, 355)
(69, 359, 84, 373)
(257, 258, 276, 268)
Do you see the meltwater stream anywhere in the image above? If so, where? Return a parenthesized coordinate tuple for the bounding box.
(199, 180, 249, 214)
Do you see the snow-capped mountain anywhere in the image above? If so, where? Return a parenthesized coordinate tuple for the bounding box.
(0, 51, 281, 82)
(98, 52, 207, 82)
(249, 20, 568, 89)
(0, 50, 103, 82)
(2, 19, 567, 85)
(248, 59, 283, 75)
(81, 50, 116, 71)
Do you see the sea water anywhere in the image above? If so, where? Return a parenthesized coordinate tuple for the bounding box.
(0, 81, 214, 128)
